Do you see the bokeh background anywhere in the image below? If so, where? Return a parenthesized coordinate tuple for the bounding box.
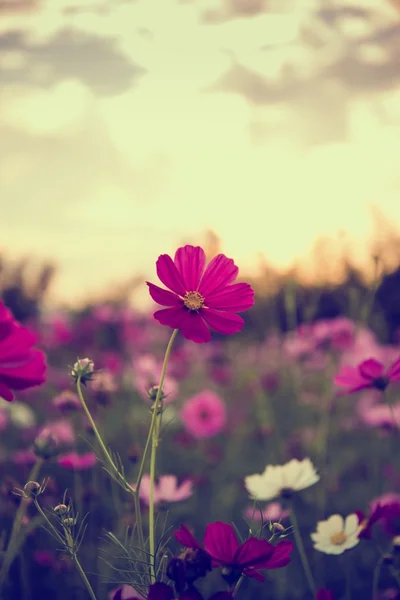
(1, 0, 400, 309)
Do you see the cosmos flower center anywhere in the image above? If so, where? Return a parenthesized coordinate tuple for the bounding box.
(330, 530, 347, 545)
(183, 291, 205, 311)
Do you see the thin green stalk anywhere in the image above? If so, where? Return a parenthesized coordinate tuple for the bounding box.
(76, 380, 146, 556)
(0, 458, 43, 591)
(145, 329, 178, 582)
(372, 556, 384, 600)
(64, 530, 98, 600)
(232, 575, 244, 597)
(149, 413, 161, 582)
(289, 507, 317, 598)
(77, 379, 133, 491)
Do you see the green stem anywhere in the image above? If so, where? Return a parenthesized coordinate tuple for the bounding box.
(289, 507, 317, 598)
(372, 556, 384, 600)
(232, 575, 244, 597)
(65, 529, 97, 600)
(77, 372, 146, 558)
(145, 329, 178, 582)
(73, 556, 98, 600)
(77, 379, 133, 491)
(0, 458, 43, 591)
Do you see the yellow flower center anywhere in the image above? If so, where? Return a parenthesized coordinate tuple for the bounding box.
(183, 291, 205, 311)
(330, 530, 347, 545)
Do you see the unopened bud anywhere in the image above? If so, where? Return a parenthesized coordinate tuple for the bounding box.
(147, 385, 165, 403)
(23, 481, 41, 498)
(271, 522, 286, 534)
(71, 358, 95, 385)
(33, 429, 60, 460)
(392, 536, 400, 553)
(62, 517, 76, 527)
(54, 503, 69, 515)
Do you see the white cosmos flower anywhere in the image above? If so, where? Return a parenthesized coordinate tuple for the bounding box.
(244, 458, 319, 501)
(311, 514, 361, 555)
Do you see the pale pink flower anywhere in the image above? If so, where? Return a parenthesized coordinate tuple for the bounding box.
(52, 390, 81, 412)
(244, 502, 290, 522)
(57, 451, 97, 470)
(91, 370, 118, 394)
(138, 474, 193, 505)
(133, 354, 178, 403)
(41, 419, 75, 445)
(180, 390, 227, 439)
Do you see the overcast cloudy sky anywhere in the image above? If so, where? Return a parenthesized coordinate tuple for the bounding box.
(1, 0, 400, 306)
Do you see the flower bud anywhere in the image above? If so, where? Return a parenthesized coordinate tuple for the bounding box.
(62, 517, 76, 527)
(23, 481, 41, 498)
(54, 503, 69, 515)
(33, 429, 60, 460)
(71, 358, 95, 385)
(147, 385, 166, 403)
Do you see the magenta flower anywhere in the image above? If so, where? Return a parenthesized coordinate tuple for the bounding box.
(0, 302, 46, 402)
(57, 451, 97, 470)
(334, 356, 400, 394)
(175, 522, 293, 582)
(138, 475, 193, 505)
(112, 582, 231, 600)
(357, 494, 400, 539)
(147, 245, 254, 343)
(316, 590, 334, 600)
(180, 390, 226, 439)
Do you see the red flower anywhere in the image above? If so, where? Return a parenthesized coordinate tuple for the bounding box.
(334, 357, 400, 394)
(174, 522, 293, 583)
(0, 302, 46, 402)
(147, 245, 254, 343)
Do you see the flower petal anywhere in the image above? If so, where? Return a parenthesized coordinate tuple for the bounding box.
(261, 540, 293, 569)
(387, 355, 400, 381)
(153, 307, 187, 329)
(148, 583, 174, 600)
(146, 282, 182, 307)
(359, 358, 384, 380)
(179, 312, 211, 344)
(174, 246, 206, 291)
(156, 254, 186, 296)
(204, 522, 239, 565)
(0, 382, 13, 402)
(174, 525, 203, 550)
(234, 538, 274, 569)
(198, 254, 238, 297)
(201, 309, 244, 336)
(333, 366, 368, 393)
(206, 283, 255, 312)
(153, 308, 211, 343)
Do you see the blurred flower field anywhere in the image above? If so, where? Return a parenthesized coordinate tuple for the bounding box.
(1, 245, 400, 600)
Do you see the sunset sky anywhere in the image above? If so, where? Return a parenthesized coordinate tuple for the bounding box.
(1, 0, 400, 307)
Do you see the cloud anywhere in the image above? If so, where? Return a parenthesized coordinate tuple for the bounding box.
(0, 27, 145, 94)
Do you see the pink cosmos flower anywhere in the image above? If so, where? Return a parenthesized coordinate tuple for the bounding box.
(147, 245, 254, 343)
(40, 419, 75, 445)
(0, 302, 46, 402)
(133, 354, 178, 403)
(180, 390, 226, 439)
(244, 502, 290, 522)
(52, 390, 81, 412)
(57, 451, 97, 470)
(334, 356, 400, 394)
(138, 475, 193, 505)
(175, 522, 293, 582)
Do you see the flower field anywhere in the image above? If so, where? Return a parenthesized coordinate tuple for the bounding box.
(0, 245, 400, 600)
